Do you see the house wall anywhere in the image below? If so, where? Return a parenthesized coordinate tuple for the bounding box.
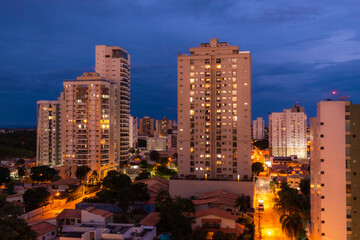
(192, 214, 235, 229)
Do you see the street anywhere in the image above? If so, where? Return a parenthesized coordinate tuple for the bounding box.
(255, 177, 286, 240)
(27, 191, 98, 225)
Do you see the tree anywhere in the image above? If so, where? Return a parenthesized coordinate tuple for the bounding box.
(89, 170, 99, 185)
(251, 162, 264, 176)
(75, 165, 91, 184)
(102, 170, 132, 190)
(5, 182, 15, 195)
(15, 158, 25, 166)
(155, 165, 176, 179)
(279, 213, 303, 240)
(30, 166, 59, 182)
(135, 170, 151, 180)
(299, 178, 310, 196)
(140, 160, 149, 169)
(269, 180, 276, 193)
(23, 187, 52, 211)
(172, 152, 178, 160)
(235, 194, 251, 218)
(155, 190, 195, 240)
(0, 193, 37, 240)
(131, 183, 150, 202)
(150, 150, 160, 162)
(0, 167, 10, 184)
(252, 139, 269, 150)
(17, 166, 26, 180)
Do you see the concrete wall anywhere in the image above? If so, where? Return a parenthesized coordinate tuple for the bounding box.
(169, 179, 253, 204)
(21, 199, 66, 220)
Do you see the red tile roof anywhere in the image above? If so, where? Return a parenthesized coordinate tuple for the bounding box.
(193, 197, 235, 207)
(84, 206, 113, 218)
(195, 208, 237, 220)
(57, 209, 81, 220)
(30, 222, 56, 236)
(198, 190, 239, 201)
(140, 212, 160, 226)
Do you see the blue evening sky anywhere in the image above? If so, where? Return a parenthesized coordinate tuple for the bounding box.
(1, 0, 360, 127)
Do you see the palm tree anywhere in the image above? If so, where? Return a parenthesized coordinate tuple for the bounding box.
(89, 170, 99, 185)
(75, 165, 91, 184)
(235, 194, 251, 218)
(279, 213, 303, 240)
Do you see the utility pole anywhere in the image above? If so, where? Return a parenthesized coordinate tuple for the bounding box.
(257, 212, 262, 240)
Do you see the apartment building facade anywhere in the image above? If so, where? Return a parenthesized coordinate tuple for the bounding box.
(252, 117, 265, 140)
(177, 39, 252, 180)
(269, 104, 307, 159)
(95, 45, 130, 168)
(139, 116, 155, 137)
(36, 98, 63, 166)
(63, 72, 118, 178)
(310, 100, 360, 240)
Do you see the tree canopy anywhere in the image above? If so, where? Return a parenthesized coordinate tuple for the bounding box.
(23, 187, 52, 211)
(75, 165, 91, 184)
(155, 190, 195, 240)
(0, 193, 37, 240)
(251, 162, 264, 176)
(299, 178, 310, 196)
(0, 166, 11, 184)
(30, 166, 59, 182)
(135, 170, 151, 181)
(102, 170, 132, 190)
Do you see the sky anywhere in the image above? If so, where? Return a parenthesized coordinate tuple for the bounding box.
(1, 0, 360, 127)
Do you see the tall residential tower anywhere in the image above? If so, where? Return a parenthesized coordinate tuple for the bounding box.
(252, 117, 265, 140)
(95, 45, 130, 168)
(269, 104, 307, 159)
(177, 39, 251, 180)
(310, 100, 360, 240)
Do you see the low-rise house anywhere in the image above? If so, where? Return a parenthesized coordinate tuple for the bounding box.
(49, 178, 80, 192)
(60, 223, 156, 240)
(193, 197, 236, 212)
(192, 208, 244, 236)
(57, 207, 113, 231)
(30, 221, 57, 240)
(57, 209, 82, 228)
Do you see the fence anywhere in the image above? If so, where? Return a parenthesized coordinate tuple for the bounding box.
(20, 199, 67, 220)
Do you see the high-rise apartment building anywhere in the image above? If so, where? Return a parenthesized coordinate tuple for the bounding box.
(177, 39, 251, 180)
(310, 100, 360, 240)
(36, 98, 63, 166)
(269, 104, 307, 159)
(156, 117, 174, 137)
(129, 116, 138, 148)
(95, 45, 130, 168)
(252, 117, 265, 140)
(139, 116, 155, 137)
(63, 72, 118, 178)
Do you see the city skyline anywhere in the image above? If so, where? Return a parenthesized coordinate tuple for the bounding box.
(1, 1, 360, 127)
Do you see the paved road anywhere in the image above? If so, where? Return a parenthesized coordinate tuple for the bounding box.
(27, 191, 98, 225)
(255, 177, 286, 240)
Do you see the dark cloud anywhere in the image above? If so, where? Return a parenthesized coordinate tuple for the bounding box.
(1, 0, 360, 126)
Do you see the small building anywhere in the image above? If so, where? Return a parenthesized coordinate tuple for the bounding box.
(57, 209, 82, 228)
(60, 223, 156, 240)
(30, 221, 57, 240)
(49, 178, 80, 192)
(192, 208, 244, 236)
(140, 212, 160, 226)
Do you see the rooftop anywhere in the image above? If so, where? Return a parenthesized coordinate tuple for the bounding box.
(30, 222, 56, 236)
(57, 209, 81, 220)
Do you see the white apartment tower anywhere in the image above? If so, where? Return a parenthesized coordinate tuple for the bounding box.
(269, 104, 307, 159)
(63, 72, 118, 178)
(177, 39, 252, 180)
(36, 98, 63, 166)
(310, 101, 360, 240)
(95, 45, 130, 168)
(253, 117, 265, 140)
